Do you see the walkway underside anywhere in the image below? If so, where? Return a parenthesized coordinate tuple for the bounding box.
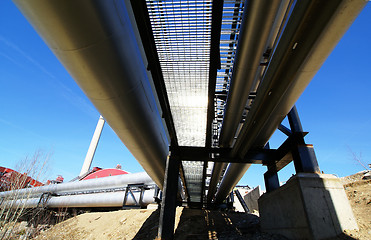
(12, 0, 367, 238)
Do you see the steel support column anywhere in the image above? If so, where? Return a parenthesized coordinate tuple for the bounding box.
(263, 106, 320, 192)
(263, 143, 280, 193)
(264, 166, 280, 193)
(287, 106, 320, 173)
(158, 154, 180, 240)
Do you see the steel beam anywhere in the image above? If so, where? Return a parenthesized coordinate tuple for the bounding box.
(278, 124, 292, 137)
(158, 154, 181, 240)
(206, 0, 224, 204)
(263, 106, 320, 192)
(234, 190, 250, 213)
(205, 0, 224, 148)
(130, 0, 178, 147)
(179, 164, 190, 205)
(172, 146, 278, 164)
(200, 160, 208, 207)
(287, 106, 303, 133)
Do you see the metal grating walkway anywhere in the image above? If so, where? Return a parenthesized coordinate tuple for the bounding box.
(146, 0, 245, 204)
(146, 0, 212, 148)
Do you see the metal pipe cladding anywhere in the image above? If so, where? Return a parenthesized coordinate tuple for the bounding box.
(12, 0, 169, 188)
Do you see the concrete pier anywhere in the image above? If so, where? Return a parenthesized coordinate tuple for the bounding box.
(259, 173, 358, 240)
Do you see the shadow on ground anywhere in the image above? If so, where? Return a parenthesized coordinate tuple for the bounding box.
(133, 209, 160, 239)
(173, 209, 265, 240)
(133, 208, 287, 240)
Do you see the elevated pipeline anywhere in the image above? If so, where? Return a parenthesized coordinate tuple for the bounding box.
(215, 0, 367, 203)
(219, 0, 282, 148)
(208, 0, 286, 203)
(2, 190, 156, 209)
(12, 0, 169, 188)
(0, 172, 154, 199)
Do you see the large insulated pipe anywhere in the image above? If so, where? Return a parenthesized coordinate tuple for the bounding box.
(2, 189, 156, 209)
(0, 172, 154, 199)
(215, 0, 367, 203)
(208, 0, 283, 203)
(79, 115, 105, 177)
(12, 0, 169, 188)
(219, 0, 282, 148)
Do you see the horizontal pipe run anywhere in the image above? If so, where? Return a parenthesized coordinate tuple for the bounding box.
(12, 0, 169, 188)
(210, 0, 290, 203)
(219, 0, 282, 148)
(209, 0, 283, 203)
(0, 172, 154, 199)
(215, 0, 367, 203)
(2, 189, 156, 209)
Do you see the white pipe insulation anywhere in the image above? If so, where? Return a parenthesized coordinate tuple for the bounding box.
(0, 172, 154, 199)
(2, 189, 156, 209)
(12, 0, 169, 189)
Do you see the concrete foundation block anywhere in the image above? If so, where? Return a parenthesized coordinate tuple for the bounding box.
(258, 173, 358, 240)
(243, 186, 262, 213)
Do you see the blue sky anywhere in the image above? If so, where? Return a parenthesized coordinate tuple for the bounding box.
(0, 1, 370, 188)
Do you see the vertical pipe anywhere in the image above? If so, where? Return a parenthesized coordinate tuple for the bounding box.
(80, 115, 105, 177)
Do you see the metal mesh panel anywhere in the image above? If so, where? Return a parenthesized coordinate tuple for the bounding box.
(146, 0, 212, 147)
(213, 0, 244, 147)
(182, 160, 204, 202)
(145, 0, 244, 203)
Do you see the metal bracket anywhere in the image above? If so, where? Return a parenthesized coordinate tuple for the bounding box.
(37, 192, 53, 209)
(122, 184, 148, 208)
(264, 106, 320, 192)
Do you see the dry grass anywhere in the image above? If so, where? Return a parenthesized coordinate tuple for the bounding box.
(0, 150, 51, 239)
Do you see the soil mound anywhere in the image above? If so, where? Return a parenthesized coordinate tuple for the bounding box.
(29, 172, 371, 239)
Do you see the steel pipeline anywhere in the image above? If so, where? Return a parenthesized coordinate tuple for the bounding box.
(12, 0, 169, 188)
(0, 172, 154, 199)
(215, 0, 367, 203)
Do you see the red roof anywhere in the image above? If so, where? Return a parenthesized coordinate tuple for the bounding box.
(81, 168, 129, 180)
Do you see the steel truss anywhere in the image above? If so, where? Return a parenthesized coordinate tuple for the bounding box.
(157, 105, 320, 238)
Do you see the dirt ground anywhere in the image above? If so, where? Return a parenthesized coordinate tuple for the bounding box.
(28, 171, 370, 239)
(338, 171, 371, 239)
(34, 207, 286, 240)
